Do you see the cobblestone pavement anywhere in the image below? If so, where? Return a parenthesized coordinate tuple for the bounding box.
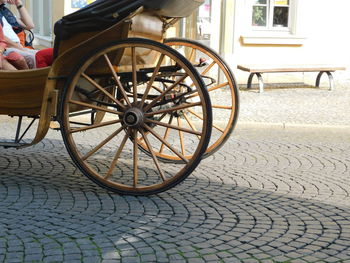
(0, 120, 349, 263)
(237, 84, 350, 127)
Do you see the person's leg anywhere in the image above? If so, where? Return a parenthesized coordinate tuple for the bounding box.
(5, 51, 29, 70)
(5, 48, 37, 69)
(35, 48, 54, 68)
(2, 59, 17, 70)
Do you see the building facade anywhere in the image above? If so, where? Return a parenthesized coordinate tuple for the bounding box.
(18, 0, 350, 85)
(180, 0, 350, 85)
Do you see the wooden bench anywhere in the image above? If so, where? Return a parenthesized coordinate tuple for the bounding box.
(237, 64, 346, 93)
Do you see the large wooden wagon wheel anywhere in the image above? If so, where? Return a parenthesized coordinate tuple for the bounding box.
(137, 38, 238, 161)
(59, 38, 212, 195)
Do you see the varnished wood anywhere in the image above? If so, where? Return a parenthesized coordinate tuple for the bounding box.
(143, 74, 188, 112)
(103, 54, 132, 107)
(164, 38, 239, 159)
(140, 54, 165, 107)
(82, 125, 125, 161)
(145, 102, 201, 117)
(187, 109, 224, 133)
(146, 118, 202, 136)
(183, 113, 201, 140)
(0, 68, 50, 115)
(143, 123, 189, 163)
(69, 100, 123, 115)
(159, 114, 173, 154)
(81, 73, 126, 110)
(133, 129, 139, 187)
(140, 129, 166, 181)
(237, 64, 346, 73)
(177, 117, 185, 155)
(105, 130, 130, 179)
(70, 119, 121, 133)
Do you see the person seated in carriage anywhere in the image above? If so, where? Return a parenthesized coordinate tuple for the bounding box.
(0, 0, 53, 69)
(0, 0, 38, 68)
(0, 23, 28, 69)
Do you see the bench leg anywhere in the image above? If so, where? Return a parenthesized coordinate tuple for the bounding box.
(316, 71, 334, 91)
(247, 73, 264, 93)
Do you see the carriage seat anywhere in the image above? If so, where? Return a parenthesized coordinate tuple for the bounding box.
(54, 0, 143, 42)
(54, 0, 203, 42)
(53, 0, 203, 58)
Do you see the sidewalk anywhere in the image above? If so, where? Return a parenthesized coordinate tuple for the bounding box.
(237, 83, 350, 129)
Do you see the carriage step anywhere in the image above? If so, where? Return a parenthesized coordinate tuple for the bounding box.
(0, 142, 30, 148)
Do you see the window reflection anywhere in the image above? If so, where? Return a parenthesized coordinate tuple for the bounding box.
(273, 7, 289, 27)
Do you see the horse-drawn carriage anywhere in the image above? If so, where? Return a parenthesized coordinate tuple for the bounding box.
(0, 0, 239, 195)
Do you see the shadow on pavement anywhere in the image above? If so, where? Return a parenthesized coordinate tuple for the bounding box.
(0, 138, 349, 262)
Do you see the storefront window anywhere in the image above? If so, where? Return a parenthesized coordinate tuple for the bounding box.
(197, 0, 212, 41)
(178, 0, 215, 48)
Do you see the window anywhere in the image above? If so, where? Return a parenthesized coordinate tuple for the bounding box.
(242, 0, 304, 45)
(252, 0, 290, 30)
(29, 0, 53, 46)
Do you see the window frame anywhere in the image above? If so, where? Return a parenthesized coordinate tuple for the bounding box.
(251, 0, 292, 33)
(241, 0, 305, 45)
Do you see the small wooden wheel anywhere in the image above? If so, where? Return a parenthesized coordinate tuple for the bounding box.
(163, 38, 239, 159)
(59, 38, 212, 195)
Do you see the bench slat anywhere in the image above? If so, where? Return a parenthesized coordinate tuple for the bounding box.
(238, 64, 346, 73)
(237, 64, 346, 93)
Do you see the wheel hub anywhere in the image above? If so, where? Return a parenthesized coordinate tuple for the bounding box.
(123, 107, 144, 128)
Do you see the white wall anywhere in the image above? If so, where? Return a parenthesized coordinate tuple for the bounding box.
(227, 0, 350, 86)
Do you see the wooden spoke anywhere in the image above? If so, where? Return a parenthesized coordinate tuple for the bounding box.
(186, 82, 229, 100)
(159, 114, 174, 154)
(140, 54, 165, 107)
(151, 85, 163, 94)
(208, 82, 229, 92)
(132, 47, 138, 103)
(212, 105, 233, 110)
(105, 129, 130, 179)
(189, 61, 216, 88)
(201, 61, 216, 76)
(103, 54, 131, 107)
(183, 113, 201, 140)
(177, 117, 185, 155)
(145, 102, 201, 117)
(69, 100, 123, 115)
(143, 123, 189, 163)
(136, 113, 167, 143)
(70, 119, 121, 133)
(140, 130, 166, 181)
(143, 74, 188, 112)
(187, 109, 224, 133)
(82, 125, 126, 161)
(212, 124, 225, 133)
(133, 129, 138, 187)
(146, 118, 202, 136)
(81, 73, 126, 110)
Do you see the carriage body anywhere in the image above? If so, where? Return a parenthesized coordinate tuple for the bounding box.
(0, 0, 239, 195)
